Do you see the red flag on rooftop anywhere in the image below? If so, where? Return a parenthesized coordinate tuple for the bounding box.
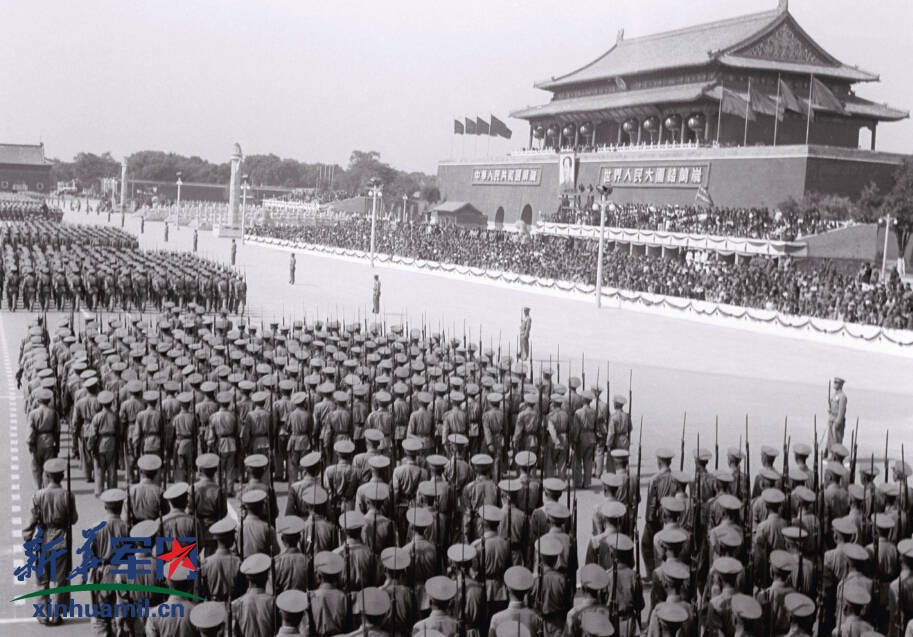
(719, 87, 755, 121)
(454, 119, 464, 135)
(809, 77, 846, 115)
(475, 117, 490, 135)
(464, 117, 477, 135)
(778, 79, 801, 116)
(490, 115, 512, 139)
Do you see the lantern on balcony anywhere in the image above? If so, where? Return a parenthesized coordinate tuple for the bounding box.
(546, 126, 558, 138)
(642, 116, 660, 133)
(561, 126, 573, 138)
(664, 114, 682, 132)
(579, 123, 591, 136)
(622, 119, 639, 134)
(687, 113, 706, 132)
(533, 126, 545, 139)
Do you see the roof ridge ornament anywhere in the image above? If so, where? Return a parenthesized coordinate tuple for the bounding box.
(616, 29, 624, 44)
(777, 0, 788, 12)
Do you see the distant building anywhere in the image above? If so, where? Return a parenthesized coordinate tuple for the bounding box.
(439, 2, 910, 222)
(0, 143, 52, 194)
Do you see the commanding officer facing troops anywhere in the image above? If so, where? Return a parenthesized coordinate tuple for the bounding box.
(24, 308, 907, 636)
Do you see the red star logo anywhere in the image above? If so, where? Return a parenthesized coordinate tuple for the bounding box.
(156, 538, 197, 580)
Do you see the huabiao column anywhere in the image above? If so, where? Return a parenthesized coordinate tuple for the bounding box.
(229, 143, 243, 226)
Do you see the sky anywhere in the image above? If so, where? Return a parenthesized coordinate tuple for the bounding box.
(2, 0, 911, 174)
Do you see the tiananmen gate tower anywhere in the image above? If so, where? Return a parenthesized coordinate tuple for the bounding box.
(438, 1, 909, 225)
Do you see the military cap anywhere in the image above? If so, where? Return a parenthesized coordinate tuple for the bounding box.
(83, 377, 99, 390)
(168, 565, 194, 583)
(317, 381, 335, 394)
(244, 454, 269, 470)
(465, 382, 479, 396)
(126, 379, 145, 393)
(238, 552, 270, 576)
(300, 452, 322, 469)
(447, 433, 469, 447)
(655, 527, 689, 547)
(334, 439, 355, 455)
(471, 453, 494, 467)
(833, 376, 845, 384)
(843, 583, 870, 606)
(241, 488, 267, 505)
(276, 589, 308, 615)
(604, 533, 635, 553)
(402, 438, 423, 453)
(672, 470, 693, 485)
(770, 549, 794, 572)
(713, 556, 743, 576)
(759, 467, 781, 482)
(186, 373, 204, 387)
(535, 536, 563, 558)
(364, 428, 384, 443)
(196, 453, 219, 469)
(164, 482, 190, 500)
(447, 543, 477, 564)
(278, 379, 295, 393)
(177, 392, 193, 405)
(406, 507, 433, 528)
(580, 563, 610, 589)
(760, 445, 780, 458)
(793, 443, 812, 456)
(860, 464, 880, 478)
(425, 575, 458, 602)
(826, 461, 849, 477)
(895, 461, 913, 477)
(731, 593, 763, 621)
(238, 380, 256, 392)
(97, 390, 115, 405)
(374, 390, 392, 404)
(545, 501, 571, 520)
(580, 614, 615, 636)
(595, 501, 625, 523)
(504, 566, 534, 592)
(788, 468, 809, 483)
(655, 448, 674, 460)
(35, 388, 54, 402)
(543, 477, 567, 493)
(832, 517, 857, 536)
(784, 592, 816, 618)
(137, 454, 162, 472)
(693, 448, 712, 462)
(660, 560, 690, 582)
(199, 380, 218, 393)
(315, 550, 344, 575)
(848, 484, 865, 501)
(660, 496, 685, 514)
(486, 392, 503, 404)
(714, 470, 734, 484)
(601, 473, 624, 489)
(726, 447, 744, 460)
(568, 377, 581, 389)
(761, 488, 785, 505)
(380, 547, 410, 571)
(215, 391, 233, 405)
(479, 504, 504, 523)
(792, 486, 815, 504)
(368, 455, 391, 470)
(426, 454, 448, 469)
(841, 543, 869, 562)
(250, 390, 269, 404)
(209, 518, 237, 535)
(514, 451, 537, 468)
(717, 494, 742, 511)
(190, 601, 226, 630)
(875, 513, 895, 530)
(339, 510, 365, 531)
(781, 526, 808, 542)
(898, 539, 913, 558)
(131, 519, 160, 537)
(101, 488, 126, 503)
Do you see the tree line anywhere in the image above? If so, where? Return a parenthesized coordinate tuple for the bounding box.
(49, 149, 440, 203)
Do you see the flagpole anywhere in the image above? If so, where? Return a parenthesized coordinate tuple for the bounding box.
(805, 74, 814, 144)
(716, 89, 723, 144)
(743, 78, 751, 146)
(773, 73, 781, 146)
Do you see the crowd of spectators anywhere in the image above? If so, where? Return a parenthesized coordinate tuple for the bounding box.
(551, 199, 843, 241)
(252, 219, 913, 330)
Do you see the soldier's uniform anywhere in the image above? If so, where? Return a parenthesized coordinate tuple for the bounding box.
(28, 389, 59, 487)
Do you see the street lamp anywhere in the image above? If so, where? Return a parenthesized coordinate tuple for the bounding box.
(881, 213, 895, 278)
(368, 179, 382, 267)
(402, 193, 408, 223)
(594, 185, 613, 307)
(241, 174, 250, 243)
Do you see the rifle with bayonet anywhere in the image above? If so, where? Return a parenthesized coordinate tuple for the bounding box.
(679, 412, 686, 472)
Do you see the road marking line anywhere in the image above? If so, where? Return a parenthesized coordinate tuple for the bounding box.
(10, 530, 20, 538)
(11, 517, 21, 526)
(11, 493, 19, 501)
(11, 505, 20, 513)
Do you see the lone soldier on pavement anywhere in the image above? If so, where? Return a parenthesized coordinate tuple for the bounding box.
(373, 274, 381, 314)
(289, 253, 296, 285)
(519, 307, 531, 362)
(828, 376, 848, 449)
